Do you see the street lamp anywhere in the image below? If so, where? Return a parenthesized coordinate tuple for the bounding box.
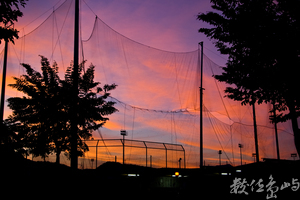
(238, 144, 243, 166)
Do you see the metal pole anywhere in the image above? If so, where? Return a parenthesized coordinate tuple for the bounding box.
(273, 103, 280, 160)
(143, 141, 147, 167)
(71, 0, 79, 169)
(150, 155, 152, 168)
(252, 153, 256, 163)
(199, 42, 204, 168)
(252, 103, 260, 162)
(96, 140, 99, 168)
(0, 39, 8, 123)
(239, 144, 243, 166)
(219, 150, 222, 166)
(166, 149, 167, 168)
(183, 148, 186, 169)
(120, 130, 127, 164)
(123, 135, 125, 164)
(240, 146, 242, 166)
(179, 158, 181, 169)
(163, 143, 167, 168)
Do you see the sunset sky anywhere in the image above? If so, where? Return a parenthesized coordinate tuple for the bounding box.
(0, 0, 297, 168)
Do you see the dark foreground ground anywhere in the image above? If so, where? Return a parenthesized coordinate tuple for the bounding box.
(2, 151, 300, 199)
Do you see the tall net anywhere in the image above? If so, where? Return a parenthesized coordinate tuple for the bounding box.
(0, 0, 297, 168)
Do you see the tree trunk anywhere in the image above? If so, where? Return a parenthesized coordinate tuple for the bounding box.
(287, 101, 300, 156)
(56, 149, 61, 164)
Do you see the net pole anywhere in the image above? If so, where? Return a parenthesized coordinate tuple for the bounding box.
(252, 103, 260, 162)
(199, 42, 204, 168)
(71, 0, 79, 169)
(273, 103, 280, 160)
(123, 135, 125, 164)
(0, 40, 8, 123)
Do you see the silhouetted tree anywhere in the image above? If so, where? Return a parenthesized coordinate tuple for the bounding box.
(0, 0, 28, 156)
(197, 0, 300, 154)
(6, 56, 118, 163)
(0, 0, 27, 43)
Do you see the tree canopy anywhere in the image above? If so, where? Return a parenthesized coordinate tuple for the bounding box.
(5, 56, 118, 163)
(0, 0, 28, 43)
(197, 0, 300, 154)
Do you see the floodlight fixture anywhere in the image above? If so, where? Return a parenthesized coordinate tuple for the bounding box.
(120, 130, 128, 136)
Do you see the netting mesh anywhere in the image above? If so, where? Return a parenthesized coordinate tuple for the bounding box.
(0, 0, 297, 168)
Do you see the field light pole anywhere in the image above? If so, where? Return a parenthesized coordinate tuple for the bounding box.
(218, 150, 222, 166)
(291, 153, 297, 161)
(252, 153, 256, 163)
(238, 144, 243, 166)
(121, 130, 127, 164)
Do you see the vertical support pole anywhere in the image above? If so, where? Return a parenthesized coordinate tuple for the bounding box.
(96, 140, 99, 168)
(199, 42, 204, 168)
(239, 144, 243, 166)
(179, 158, 181, 169)
(252, 153, 256, 163)
(143, 141, 147, 167)
(150, 155, 152, 168)
(71, 0, 79, 169)
(181, 145, 186, 169)
(120, 130, 127, 164)
(146, 147, 147, 167)
(0, 39, 8, 123)
(115, 155, 117, 163)
(252, 103, 260, 163)
(184, 149, 186, 169)
(273, 103, 280, 160)
(163, 143, 167, 168)
(123, 135, 125, 164)
(218, 150, 222, 166)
